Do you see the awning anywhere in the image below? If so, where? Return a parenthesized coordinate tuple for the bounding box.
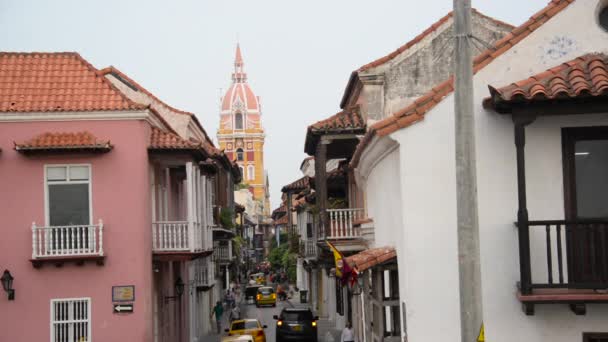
(345, 246, 396, 273)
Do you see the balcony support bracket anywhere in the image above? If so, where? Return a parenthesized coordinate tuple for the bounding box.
(570, 303, 586, 315)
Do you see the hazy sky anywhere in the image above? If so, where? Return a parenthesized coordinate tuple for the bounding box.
(0, 0, 547, 208)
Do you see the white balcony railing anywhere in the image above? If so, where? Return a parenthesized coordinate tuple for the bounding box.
(326, 208, 365, 239)
(193, 259, 214, 287)
(32, 220, 104, 259)
(302, 239, 317, 258)
(152, 221, 205, 252)
(213, 245, 231, 262)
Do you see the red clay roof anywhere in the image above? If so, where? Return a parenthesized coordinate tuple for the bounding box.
(149, 127, 204, 151)
(351, 0, 574, 168)
(14, 131, 112, 152)
(345, 246, 396, 273)
(273, 215, 288, 226)
(309, 106, 365, 133)
(99, 66, 194, 116)
(0, 52, 145, 113)
(487, 53, 608, 106)
(281, 176, 311, 193)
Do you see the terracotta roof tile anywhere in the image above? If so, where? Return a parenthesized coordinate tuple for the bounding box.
(0, 52, 145, 113)
(350, 0, 574, 168)
(14, 131, 112, 152)
(281, 176, 311, 193)
(309, 106, 365, 133)
(273, 215, 288, 226)
(345, 246, 396, 273)
(149, 127, 204, 151)
(488, 53, 608, 106)
(99, 66, 194, 116)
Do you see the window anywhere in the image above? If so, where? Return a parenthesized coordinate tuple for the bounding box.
(236, 149, 244, 162)
(46, 165, 91, 226)
(235, 112, 243, 130)
(51, 298, 91, 342)
(599, 4, 608, 31)
(247, 165, 255, 181)
(306, 223, 313, 238)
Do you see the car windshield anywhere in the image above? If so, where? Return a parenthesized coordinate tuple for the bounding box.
(259, 288, 273, 295)
(232, 321, 259, 330)
(282, 311, 313, 321)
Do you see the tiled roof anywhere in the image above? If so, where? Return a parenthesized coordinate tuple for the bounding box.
(14, 131, 112, 152)
(273, 215, 288, 226)
(0, 52, 145, 113)
(149, 127, 204, 151)
(351, 0, 574, 168)
(272, 204, 287, 218)
(99, 66, 194, 116)
(345, 246, 396, 273)
(281, 176, 311, 193)
(308, 106, 365, 133)
(305, 106, 366, 154)
(487, 53, 608, 107)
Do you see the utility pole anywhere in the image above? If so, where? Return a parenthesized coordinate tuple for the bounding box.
(453, 1, 483, 341)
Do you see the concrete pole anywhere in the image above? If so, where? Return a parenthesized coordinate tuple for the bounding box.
(453, 1, 483, 341)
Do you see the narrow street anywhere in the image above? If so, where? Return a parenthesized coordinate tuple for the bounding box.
(206, 290, 300, 342)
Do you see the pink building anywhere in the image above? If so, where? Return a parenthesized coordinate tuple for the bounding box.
(0, 52, 240, 342)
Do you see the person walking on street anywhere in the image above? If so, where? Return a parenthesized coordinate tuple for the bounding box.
(211, 301, 224, 334)
(229, 303, 241, 322)
(341, 322, 355, 342)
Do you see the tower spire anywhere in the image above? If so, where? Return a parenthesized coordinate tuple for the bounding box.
(233, 43, 246, 83)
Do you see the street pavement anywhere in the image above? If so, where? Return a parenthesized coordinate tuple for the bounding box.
(204, 281, 341, 342)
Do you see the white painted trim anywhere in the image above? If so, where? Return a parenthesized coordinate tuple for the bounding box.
(44, 164, 93, 227)
(50, 297, 92, 342)
(355, 135, 399, 186)
(0, 109, 168, 130)
(217, 133, 265, 139)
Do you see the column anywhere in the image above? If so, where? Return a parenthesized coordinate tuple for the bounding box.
(315, 139, 329, 239)
(186, 162, 195, 252)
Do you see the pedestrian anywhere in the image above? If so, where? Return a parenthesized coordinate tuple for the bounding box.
(211, 301, 224, 334)
(341, 322, 355, 342)
(229, 303, 240, 322)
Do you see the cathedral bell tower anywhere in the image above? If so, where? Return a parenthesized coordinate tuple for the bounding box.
(217, 44, 267, 202)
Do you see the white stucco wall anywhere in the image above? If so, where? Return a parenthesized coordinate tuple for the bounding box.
(361, 1, 608, 341)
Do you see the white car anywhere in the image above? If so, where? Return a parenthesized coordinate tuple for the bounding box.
(221, 335, 255, 342)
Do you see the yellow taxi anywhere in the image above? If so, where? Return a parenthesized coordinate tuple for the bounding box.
(225, 319, 267, 342)
(255, 286, 276, 307)
(220, 335, 254, 342)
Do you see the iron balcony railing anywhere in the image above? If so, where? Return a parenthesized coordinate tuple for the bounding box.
(323, 208, 365, 239)
(152, 221, 205, 252)
(32, 220, 104, 259)
(518, 219, 608, 293)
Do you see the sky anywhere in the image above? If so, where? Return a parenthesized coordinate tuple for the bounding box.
(0, 0, 548, 209)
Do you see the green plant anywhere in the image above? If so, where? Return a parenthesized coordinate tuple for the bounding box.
(235, 183, 250, 191)
(328, 197, 346, 209)
(220, 207, 235, 229)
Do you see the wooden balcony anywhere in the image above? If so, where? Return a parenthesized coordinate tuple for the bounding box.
(517, 220, 608, 315)
(300, 239, 318, 259)
(152, 221, 212, 260)
(30, 220, 105, 268)
(324, 208, 365, 239)
(213, 244, 232, 264)
(193, 258, 215, 291)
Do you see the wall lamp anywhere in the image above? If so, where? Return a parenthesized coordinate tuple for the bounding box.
(1, 270, 15, 301)
(164, 277, 185, 302)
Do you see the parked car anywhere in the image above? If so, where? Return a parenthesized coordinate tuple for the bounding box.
(255, 286, 276, 307)
(221, 335, 255, 342)
(273, 308, 318, 342)
(225, 319, 267, 342)
(245, 285, 262, 304)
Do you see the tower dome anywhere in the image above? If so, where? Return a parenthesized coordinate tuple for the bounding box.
(220, 44, 261, 115)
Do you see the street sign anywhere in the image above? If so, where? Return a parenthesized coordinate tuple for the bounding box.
(112, 285, 135, 302)
(113, 303, 134, 313)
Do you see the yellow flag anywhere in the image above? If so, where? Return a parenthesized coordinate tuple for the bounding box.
(477, 324, 485, 342)
(326, 240, 343, 278)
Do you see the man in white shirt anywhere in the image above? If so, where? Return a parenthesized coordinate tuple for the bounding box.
(341, 322, 355, 342)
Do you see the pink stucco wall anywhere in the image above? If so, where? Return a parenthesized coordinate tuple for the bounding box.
(0, 119, 153, 341)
